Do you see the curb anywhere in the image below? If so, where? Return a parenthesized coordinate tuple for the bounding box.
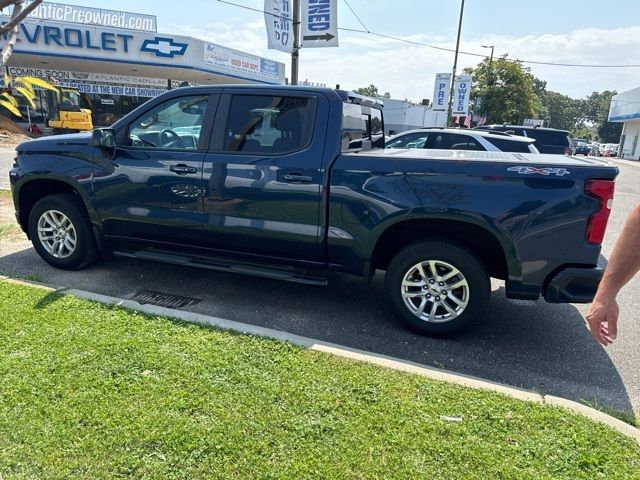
(1, 275, 639, 443)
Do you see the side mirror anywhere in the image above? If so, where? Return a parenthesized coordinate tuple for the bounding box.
(92, 128, 116, 149)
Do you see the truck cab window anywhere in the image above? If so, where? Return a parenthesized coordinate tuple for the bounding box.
(223, 95, 313, 154)
(341, 103, 384, 151)
(127, 95, 209, 150)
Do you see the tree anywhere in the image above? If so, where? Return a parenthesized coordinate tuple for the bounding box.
(354, 84, 379, 97)
(581, 90, 623, 143)
(463, 56, 540, 125)
(538, 91, 582, 131)
(0, 0, 57, 117)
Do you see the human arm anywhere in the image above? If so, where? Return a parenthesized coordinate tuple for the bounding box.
(586, 204, 640, 345)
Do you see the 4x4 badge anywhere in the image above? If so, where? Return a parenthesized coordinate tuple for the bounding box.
(507, 166, 570, 176)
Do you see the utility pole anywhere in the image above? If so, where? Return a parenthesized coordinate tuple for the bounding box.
(446, 0, 465, 125)
(291, 0, 301, 85)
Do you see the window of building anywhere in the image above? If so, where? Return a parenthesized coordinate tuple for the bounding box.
(127, 95, 209, 150)
(223, 95, 314, 154)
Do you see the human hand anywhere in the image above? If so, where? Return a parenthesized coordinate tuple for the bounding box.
(585, 297, 619, 346)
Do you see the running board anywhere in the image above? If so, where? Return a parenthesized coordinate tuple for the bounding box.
(113, 249, 329, 287)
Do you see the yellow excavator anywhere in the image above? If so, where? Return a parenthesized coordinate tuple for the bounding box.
(46, 87, 93, 134)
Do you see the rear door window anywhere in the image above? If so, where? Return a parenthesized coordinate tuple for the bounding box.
(485, 137, 533, 153)
(428, 133, 485, 151)
(386, 132, 429, 149)
(222, 95, 315, 154)
(525, 129, 571, 147)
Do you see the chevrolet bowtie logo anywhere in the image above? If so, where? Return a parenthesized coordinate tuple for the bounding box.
(140, 37, 188, 58)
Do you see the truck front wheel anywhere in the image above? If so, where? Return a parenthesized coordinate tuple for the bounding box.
(385, 240, 490, 336)
(28, 193, 98, 270)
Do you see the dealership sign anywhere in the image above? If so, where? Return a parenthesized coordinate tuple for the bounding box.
(204, 43, 280, 80)
(1, 15, 284, 85)
(432, 73, 451, 112)
(300, 0, 338, 48)
(264, 0, 292, 53)
(22, 2, 157, 32)
(452, 74, 472, 116)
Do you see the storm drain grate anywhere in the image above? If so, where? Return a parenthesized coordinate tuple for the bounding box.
(131, 290, 201, 309)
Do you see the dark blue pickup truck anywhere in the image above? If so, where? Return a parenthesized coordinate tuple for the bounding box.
(9, 85, 618, 336)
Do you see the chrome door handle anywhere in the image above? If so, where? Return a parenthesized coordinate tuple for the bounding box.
(170, 164, 197, 175)
(282, 173, 313, 183)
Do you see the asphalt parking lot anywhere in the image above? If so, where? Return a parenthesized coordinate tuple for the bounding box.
(1, 147, 639, 417)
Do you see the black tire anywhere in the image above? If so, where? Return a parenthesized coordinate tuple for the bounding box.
(28, 193, 98, 270)
(385, 239, 490, 337)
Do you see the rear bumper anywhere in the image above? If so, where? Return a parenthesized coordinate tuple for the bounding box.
(544, 256, 607, 303)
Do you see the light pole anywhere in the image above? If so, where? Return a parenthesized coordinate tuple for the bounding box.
(291, 0, 301, 85)
(481, 44, 494, 71)
(446, 0, 465, 125)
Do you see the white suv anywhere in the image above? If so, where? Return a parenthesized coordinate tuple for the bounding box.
(386, 128, 540, 153)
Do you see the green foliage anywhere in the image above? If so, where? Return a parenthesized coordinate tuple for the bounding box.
(353, 84, 379, 97)
(0, 280, 639, 479)
(463, 56, 541, 124)
(581, 90, 624, 142)
(539, 90, 582, 132)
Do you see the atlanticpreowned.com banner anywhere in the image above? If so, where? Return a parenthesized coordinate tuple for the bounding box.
(300, 0, 338, 48)
(264, 0, 293, 53)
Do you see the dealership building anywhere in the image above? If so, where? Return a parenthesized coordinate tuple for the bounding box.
(609, 86, 640, 160)
(1, 2, 285, 126)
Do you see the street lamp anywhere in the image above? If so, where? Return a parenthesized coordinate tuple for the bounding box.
(481, 45, 494, 70)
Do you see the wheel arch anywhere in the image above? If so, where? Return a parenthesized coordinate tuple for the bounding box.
(371, 217, 514, 280)
(16, 176, 97, 238)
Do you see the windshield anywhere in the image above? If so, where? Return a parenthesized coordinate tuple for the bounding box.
(59, 89, 80, 107)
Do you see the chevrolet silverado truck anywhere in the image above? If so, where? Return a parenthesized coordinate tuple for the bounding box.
(9, 85, 618, 336)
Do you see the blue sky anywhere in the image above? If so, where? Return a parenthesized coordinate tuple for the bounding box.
(39, 0, 640, 100)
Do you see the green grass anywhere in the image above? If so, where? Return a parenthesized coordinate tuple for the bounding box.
(0, 189, 11, 200)
(0, 223, 23, 241)
(0, 280, 638, 479)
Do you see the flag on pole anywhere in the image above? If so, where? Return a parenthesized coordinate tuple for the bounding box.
(464, 115, 471, 129)
(477, 114, 487, 127)
(454, 116, 460, 126)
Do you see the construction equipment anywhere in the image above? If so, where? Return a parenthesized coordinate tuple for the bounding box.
(46, 87, 93, 134)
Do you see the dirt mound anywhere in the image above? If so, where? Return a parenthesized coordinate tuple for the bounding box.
(0, 115, 35, 145)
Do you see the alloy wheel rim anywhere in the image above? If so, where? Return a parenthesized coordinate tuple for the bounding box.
(400, 260, 469, 323)
(37, 210, 77, 259)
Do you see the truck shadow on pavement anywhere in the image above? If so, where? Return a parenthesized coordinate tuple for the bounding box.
(0, 245, 634, 415)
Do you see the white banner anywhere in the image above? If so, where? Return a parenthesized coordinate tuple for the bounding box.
(300, 0, 338, 48)
(204, 43, 281, 80)
(452, 74, 472, 116)
(264, 0, 293, 53)
(432, 73, 451, 112)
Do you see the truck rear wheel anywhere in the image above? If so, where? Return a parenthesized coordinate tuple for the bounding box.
(385, 240, 490, 336)
(28, 193, 98, 270)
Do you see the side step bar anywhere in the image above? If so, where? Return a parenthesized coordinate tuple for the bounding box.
(113, 249, 329, 287)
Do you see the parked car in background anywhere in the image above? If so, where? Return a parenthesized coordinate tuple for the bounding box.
(385, 128, 539, 153)
(574, 141, 590, 155)
(475, 124, 573, 155)
(601, 144, 619, 157)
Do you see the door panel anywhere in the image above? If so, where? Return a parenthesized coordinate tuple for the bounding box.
(201, 91, 328, 261)
(93, 93, 218, 246)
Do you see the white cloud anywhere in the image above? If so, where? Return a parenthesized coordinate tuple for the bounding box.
(172, 21, 640, 101)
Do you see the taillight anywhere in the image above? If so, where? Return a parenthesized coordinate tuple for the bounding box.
(585, 179, 615, 244)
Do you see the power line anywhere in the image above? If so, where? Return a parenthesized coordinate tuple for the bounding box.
(217, 0, 640, 68)
(342, 0, 369, 33)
